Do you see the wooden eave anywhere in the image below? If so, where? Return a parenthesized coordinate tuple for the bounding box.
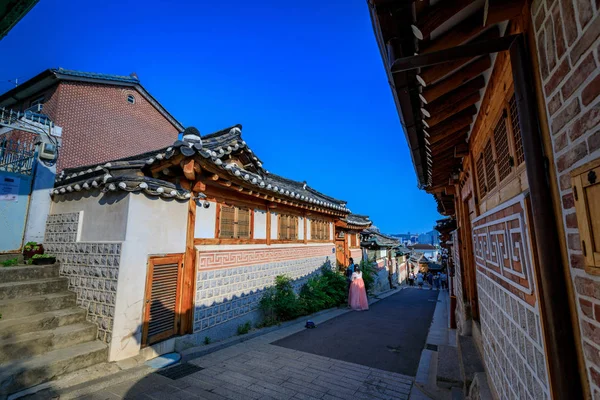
(370, 0, 525, 216)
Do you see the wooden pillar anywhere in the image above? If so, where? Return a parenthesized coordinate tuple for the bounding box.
(180, 180, 196, 335)
(510, 35, 583, 399)
(266, 209, 271, 246)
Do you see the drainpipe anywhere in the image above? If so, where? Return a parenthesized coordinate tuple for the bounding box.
(509, 35, 583, 399)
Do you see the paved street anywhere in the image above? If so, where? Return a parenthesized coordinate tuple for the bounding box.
(76, 289, 438, 400)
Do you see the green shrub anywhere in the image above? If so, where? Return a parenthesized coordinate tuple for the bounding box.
(237, 321, 252, 335)
(203, 336, 211, 345)
(259, 264, 348, 326)
(359, 258, 377, 295)
(1, 258, 18, 267)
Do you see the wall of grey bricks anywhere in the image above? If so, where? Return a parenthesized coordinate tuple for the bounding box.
(193, 255, 332, 332)
(44, 212, 121, 343)
(477, 272, 549, 399)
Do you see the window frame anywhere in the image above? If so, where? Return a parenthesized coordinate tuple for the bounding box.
(216, 203, 253, 240)
(277, 213, 299, 241)
(475, 88, 526, 203)
(127, 94, 136, 104)
(310, 219, 330, 241)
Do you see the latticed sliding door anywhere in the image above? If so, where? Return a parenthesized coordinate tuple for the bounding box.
(142, 255, 184, 346)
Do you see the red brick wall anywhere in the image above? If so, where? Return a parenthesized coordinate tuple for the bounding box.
(13, 82, 180, 171)
(532, 0, 600, 395)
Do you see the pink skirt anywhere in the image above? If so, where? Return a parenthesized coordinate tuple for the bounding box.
(349, 278, 369, 311)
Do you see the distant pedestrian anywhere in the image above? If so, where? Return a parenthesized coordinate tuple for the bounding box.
(427, 272, 433, 290)
(433, 273, 440, 290)
(346, 258, 356, 302)
(348, 266, 369, 311)
(416, 272, 424, 289)
(408, 271, 415, 286)
(440, 272, 448, 290)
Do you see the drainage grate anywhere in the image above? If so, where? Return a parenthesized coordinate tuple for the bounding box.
(425, 343, 438, 351)
(157, 363, 204, 380)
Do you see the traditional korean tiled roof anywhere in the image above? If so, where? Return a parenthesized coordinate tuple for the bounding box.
(347, 214, 371, 227)
(52, 126, 350, 213)
(361, 227, 400, 249)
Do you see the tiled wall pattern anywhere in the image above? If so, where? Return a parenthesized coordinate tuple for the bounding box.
(471, 197, 550, 398)
(478, 272, 549, 399)
(193, 246, 332, 332)
(44, 212, 121, 342)
(532, 0, 600, 392)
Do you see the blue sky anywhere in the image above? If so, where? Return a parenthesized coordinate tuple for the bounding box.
(0, 0, 442, 233)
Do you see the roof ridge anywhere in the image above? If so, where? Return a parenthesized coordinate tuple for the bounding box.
(51, 68, 140, 83)
(201, 124, 243, 140)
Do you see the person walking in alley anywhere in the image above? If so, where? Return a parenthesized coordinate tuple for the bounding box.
(427, 272, 433, 290)
(416, 271, 424, 289)
(440, 272, 448, 290)
(433, 273, 440, 290)
(408, 271, 415, 286)
(348, 266, 369, 311)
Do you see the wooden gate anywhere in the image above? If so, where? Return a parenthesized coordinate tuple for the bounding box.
(142, 254, 184, 346)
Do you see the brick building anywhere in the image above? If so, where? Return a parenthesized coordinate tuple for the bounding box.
(369, 0, 599, 398)
(0, 68, 183, 171)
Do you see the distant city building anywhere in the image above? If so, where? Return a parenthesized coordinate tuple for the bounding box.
(391, 230, 439, 246)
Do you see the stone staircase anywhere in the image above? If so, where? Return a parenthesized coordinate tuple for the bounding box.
(0, 264, 108, 398)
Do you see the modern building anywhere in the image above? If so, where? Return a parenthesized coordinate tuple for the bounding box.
(369, 1, 599, 398)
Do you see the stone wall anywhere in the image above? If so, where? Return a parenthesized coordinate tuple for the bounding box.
(532, 0, 600, 393)
(44, 212, 121, 343)
(472, 195, 550, 398)
(193, 245, 333, 332)
(350, 248, 363, 264)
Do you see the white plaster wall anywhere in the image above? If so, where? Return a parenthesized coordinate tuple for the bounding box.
(109, 193, 187, 361)
(330, 222, 334, 240)
(195, 200, 216, 239)
(306, 217, 312, 240)
(254, 209, 267, 239)
(24, 160, 56, 243)
(50, 190, 129, 242)
(298, 217, 304, 240)
(270, 212, 278, 239)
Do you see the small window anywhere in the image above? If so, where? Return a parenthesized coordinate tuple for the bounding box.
(278, 214, 298, 240)
(29, 95, 45, 109)
(127, 94, 136, 104)
(483, 140, 497, 191)
(493, 113, 511, 182)
(311, 220, 330, 241)
(572, 158, 600, 270)
(476, 155, 487, 197)
(218, 205, 251, 239)
(509, 95, 525, 166)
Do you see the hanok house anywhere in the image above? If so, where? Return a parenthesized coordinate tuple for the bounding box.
(44, 125, 350, 363)
(334, 213, 372, 268)
(369, 0, 600, 398)
(360, 227, 402, 292)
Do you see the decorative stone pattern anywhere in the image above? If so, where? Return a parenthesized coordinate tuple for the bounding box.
(478, 272, 549, 399)
(472, 198, 550, 398)
(532, 0, 600, 391)
(194, 246, 332, 332)
(44, 212, 121, 343)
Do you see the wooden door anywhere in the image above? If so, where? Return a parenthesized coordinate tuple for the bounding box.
(335, 231, 347, 268)
(142, 254, 184, 347)
(462, 196, 479, 320)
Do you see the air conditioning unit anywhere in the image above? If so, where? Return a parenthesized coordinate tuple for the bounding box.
(39, 142, 57, 160)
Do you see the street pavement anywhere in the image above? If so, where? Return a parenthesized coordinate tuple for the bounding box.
(74, 288, 438, 400)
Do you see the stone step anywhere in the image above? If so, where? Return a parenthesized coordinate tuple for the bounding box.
(0, 292, 77, 320)
(0, 340, 108, 398)
(0, 307, 87, 340)
(0, 323, 97, 364)
(0, 278, 68, 300)
(0, 264, 59, 283)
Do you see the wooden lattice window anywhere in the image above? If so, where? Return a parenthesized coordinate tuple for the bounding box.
(509, 94, 525, 166)
(572, 159, 600, 270)
(493, 113, 512, 182)
(278, 214, 298, 240)
(476, 155, 487, 197)
(311, 220, 330, 241)
(218, 205, 251, 239)
(483, 140, 497, 191)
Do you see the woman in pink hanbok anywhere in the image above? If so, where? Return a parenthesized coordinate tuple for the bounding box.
(348, 266, 369, 311)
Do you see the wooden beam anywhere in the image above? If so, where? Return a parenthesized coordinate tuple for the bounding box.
(428, 106, 477, 139)
(420, 56, 491, 104)
(420, 9, 485, 54)
(429, 122, 471, 146)
(425, 92, 480, 128)
(454, 143, 469, 157)
(410, 0, 475, 40)
(392, 36, 514, 73)
(211, 174, 219, 181)
(417, 27, 500, 86)
(182, 159, 195, 181)
(422, 75, 485, 117)
(181, 191, 196, 335)
(431, 134, 469, 155)
(484, 0, 523, 26)
(149, 154, 184, 176)
(192, 181, 206, 192)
